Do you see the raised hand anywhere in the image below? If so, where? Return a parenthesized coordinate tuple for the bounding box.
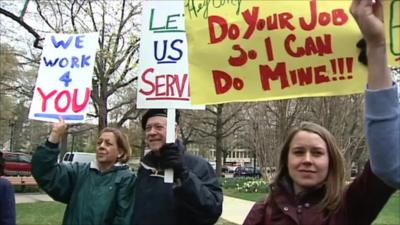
(350, 0, 386, 47)
(48, 118, 68, 144)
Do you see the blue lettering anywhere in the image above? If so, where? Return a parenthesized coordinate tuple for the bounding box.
(43, 57, 59, 67)
(51, 36, 73, 49)
(168, 39, 183, 61)
(81, 55, 91, 67)
(59, 58, 68, 68)
(75, 35, 84, 48)
(42, 55, 91, 68)
(71, 56, 80, 68)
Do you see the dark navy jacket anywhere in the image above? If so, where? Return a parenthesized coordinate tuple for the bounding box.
(0, 178, 16, 225)
(132, 140, 223, 225)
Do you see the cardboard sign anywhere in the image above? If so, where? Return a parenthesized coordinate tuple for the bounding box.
(137, 0, 203, 109)
(29, 33, 99, 123)
(185, 0, 398, 105)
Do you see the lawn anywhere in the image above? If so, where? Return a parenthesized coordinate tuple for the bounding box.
(16, 190, 399, 225)
(16, 202, 236, 225)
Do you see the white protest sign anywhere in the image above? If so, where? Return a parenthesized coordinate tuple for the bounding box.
(29, 33, 99, 123)
(136, 0, 204, 109)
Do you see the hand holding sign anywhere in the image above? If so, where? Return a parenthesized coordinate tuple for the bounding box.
(48, 118, 68, 144)
(29, 33, 99, 123)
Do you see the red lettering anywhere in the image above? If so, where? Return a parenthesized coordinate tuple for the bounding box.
(259, 62, 289, 91)
(319, 12, 331, 26)
(166, 75, 179, 97)
(54, 90, 71, 112)
(208, 16, 240, 44)
(288, 65, 330, 86)
(332, 9, 348, 26)
(299, 0, 317, 31)
(315, 34, 332, 55)
(242, 7, 259, 39)
(229, 44, 247, 67)
(314, 65, 329, 84)
(37, 87, 57, 112)
(139, 68, 189, 99)
(139, 68, 156, 95)
(299, 0, 348, 31)
(297, 67, 313, 85)
(209, 16, 228, 44)
(265, 37, 274, 61)
(285, 34, 332, 57)
(213, 70, 232, 94)
(284, 34, 304, 57)
(279, 13, 295, 30)
(176, 74, 188, 97)
(266, 14, 279, 30)
(72, 88, 91, 112)
(155, 75, 166, 96)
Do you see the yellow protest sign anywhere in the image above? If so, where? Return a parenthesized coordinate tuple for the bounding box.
(185, 0, 396, 105)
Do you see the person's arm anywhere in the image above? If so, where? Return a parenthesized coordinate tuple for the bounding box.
(173, 158, 223, 225)
(158, 142, 223, 224)
(32, 119, 79, 203)
(112, 172, 136, 225)
(351, 0, 400, 188)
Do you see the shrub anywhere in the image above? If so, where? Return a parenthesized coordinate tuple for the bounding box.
(220, 177, 268, 193)
(236, 180, 268, 193)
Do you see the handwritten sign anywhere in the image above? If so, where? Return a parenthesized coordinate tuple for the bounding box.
(29, 33, 99, 123)
(385, 0, 400, 64)
(184, 0, 380, 105)
(137, 0, 203, 109)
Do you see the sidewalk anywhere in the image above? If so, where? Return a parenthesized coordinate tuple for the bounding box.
(221, 196, 254, 225)
(15, 193, 254, 224)
(15, 193, 54, 204)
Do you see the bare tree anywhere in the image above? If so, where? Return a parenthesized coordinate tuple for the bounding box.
(1, 0, 142, 131)
(190, 103, 245, 177)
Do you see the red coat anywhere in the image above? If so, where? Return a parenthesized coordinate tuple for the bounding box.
(243, 162, 395, 225)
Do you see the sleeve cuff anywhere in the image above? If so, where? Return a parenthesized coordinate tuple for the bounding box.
(45, 139, 59, 149)
(365, 84, 399, 119)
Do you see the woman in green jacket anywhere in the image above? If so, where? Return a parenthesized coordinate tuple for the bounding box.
(32, 119, 135, 225)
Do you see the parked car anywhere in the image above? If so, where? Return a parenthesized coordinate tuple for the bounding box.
(62, 152, 96, 164)
(1, 151, 32, 176)
(233, 167, 262, 178)
(226, 165, 241, 173)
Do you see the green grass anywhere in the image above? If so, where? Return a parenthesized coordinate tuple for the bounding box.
(373, 195, 400, 225)
(17, 202, 66, 225)
(223, 188, 267, 202)
(16, 193, 399, 225)
(16, 201, 236, 225)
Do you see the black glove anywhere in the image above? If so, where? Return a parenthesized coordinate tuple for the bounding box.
(159, 143, 186, 178)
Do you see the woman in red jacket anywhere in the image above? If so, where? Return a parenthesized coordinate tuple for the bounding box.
(243, 0, 398, 224)
(244, 122, 395, 225)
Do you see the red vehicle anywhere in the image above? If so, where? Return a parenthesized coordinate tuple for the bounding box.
(1, 151, 32, 176)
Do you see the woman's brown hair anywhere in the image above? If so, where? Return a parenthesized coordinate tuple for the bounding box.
(100, 127, 131, 164)
(274, 121, 345, 215)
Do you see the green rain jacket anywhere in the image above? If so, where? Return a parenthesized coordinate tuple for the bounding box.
(32, 142, 136, 225)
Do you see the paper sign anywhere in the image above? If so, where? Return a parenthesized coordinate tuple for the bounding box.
(385, 0, 400, 65)
(137, 0, 204, 109)
(184, 0, 400, 105)
(29, 33, 99, 123)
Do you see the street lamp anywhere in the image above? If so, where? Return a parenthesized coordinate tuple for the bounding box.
(9, 116, 17, 152)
